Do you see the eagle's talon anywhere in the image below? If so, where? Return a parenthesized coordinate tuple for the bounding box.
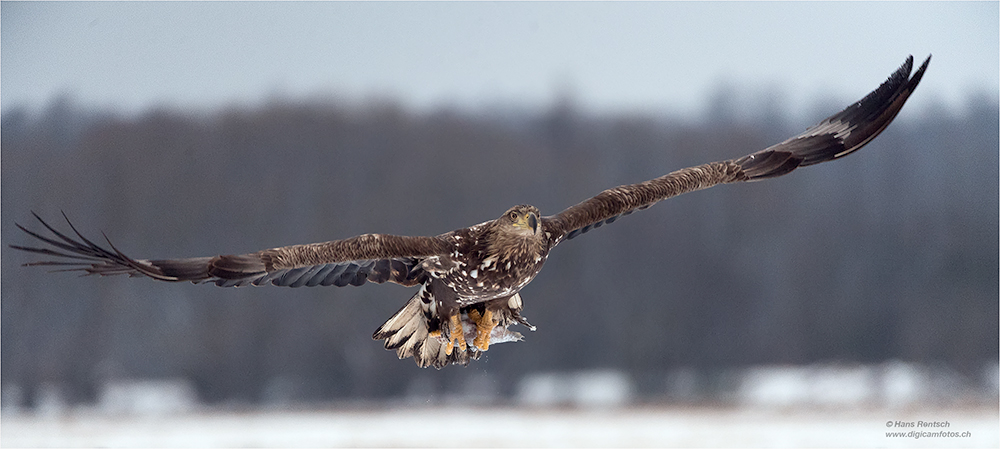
(447, 313, 466, 355)
(470, 309, 497, 351)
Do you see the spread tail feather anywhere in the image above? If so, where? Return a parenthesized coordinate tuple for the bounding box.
(372, 287, 530, 369)
(372, 285, 472, 369)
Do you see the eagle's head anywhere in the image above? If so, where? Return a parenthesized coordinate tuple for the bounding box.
(486, 204, 546, 266)
(500, 204, 540, 237)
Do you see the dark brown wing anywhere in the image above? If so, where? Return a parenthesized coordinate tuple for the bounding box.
(11, 211, 451, 288)
(542, 55, 930, 244)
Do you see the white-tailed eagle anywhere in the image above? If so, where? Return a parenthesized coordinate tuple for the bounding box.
(12, 55, 930, 368)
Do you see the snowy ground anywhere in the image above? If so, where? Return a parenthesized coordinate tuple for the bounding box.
(3, 405, 997, 448)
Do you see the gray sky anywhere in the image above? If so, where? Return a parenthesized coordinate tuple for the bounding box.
(2, 2, 997, 118)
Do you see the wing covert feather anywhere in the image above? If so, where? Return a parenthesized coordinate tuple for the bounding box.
(542, 55, 929, 244)
(541, 161, 745, 242)
(11, 212, 450, 288)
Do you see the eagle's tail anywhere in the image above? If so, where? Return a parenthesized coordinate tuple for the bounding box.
(373, 287, 530, 369)
(373, 285, 473, 369)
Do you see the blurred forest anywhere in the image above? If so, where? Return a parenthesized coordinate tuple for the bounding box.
(2, 90, 997, 408)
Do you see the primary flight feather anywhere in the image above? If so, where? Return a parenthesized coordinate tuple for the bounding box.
(12, 55, 929, 368)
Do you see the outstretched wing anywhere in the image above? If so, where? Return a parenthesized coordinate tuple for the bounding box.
(11, 212, 452, 288)
(542, 55, 930, 244)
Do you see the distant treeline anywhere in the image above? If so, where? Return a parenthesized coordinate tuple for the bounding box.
(2, 93, 997, 406)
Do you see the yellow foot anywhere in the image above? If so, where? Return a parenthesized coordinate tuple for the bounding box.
(444, 313, 466, 355)
(469, 309, 497, 351)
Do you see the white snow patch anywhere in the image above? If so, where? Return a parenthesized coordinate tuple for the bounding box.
(36, 383, 70, 417)
(5, 406, 997, 448)
(740, 364, 875, 408)
(99, 379, 198, 415)
(880, 361, 926, 407)
(516, 370, 632, 408)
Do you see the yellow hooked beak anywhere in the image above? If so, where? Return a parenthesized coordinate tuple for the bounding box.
(513, 212, 539, 233)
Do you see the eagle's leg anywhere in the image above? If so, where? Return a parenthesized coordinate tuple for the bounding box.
(469, 309, 497, 351)
(444, 313, 466, 355)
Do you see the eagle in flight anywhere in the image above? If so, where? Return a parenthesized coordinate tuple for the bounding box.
(12, 55, 929, 369)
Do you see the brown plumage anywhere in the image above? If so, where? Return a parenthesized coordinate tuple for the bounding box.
(11, 55, 929, 368)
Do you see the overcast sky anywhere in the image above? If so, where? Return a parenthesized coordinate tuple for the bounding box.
(2, 2, 997, 119)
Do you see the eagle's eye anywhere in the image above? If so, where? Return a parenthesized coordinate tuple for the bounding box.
(509, 211, 519, 221)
